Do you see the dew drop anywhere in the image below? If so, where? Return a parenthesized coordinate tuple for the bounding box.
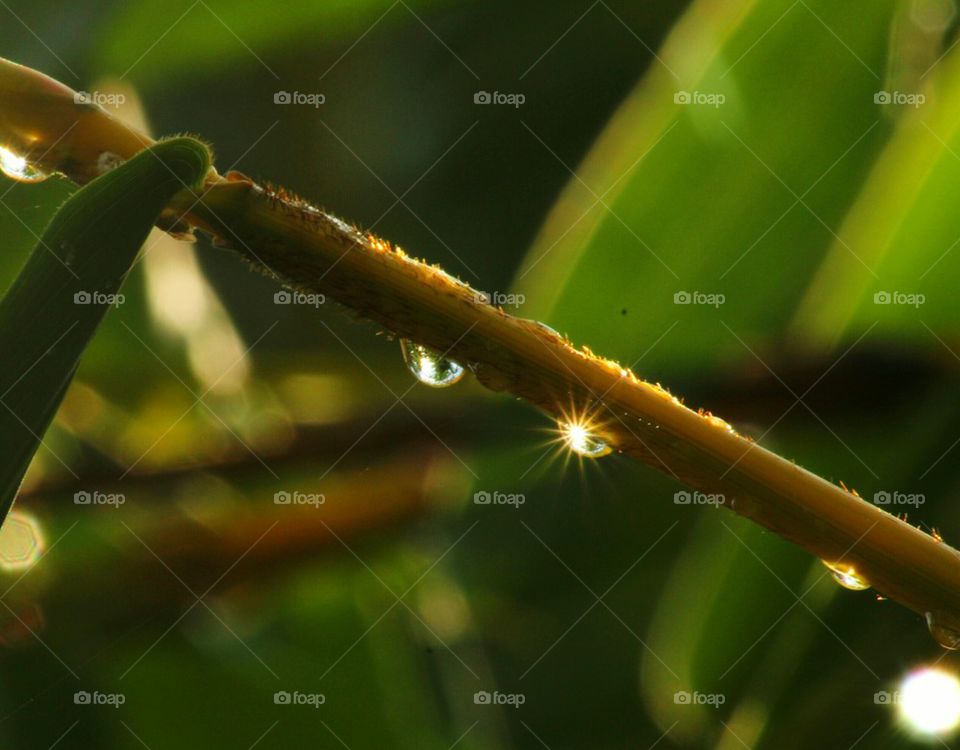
(400, 339, 465, 388)
(0, 147, 49, 184)
(822, 560, 871, 591)
(96, 151, 124, 175)
(533, 321, 562, 339)
(559, 420, 612, 458)
(926, 612, 960, 650)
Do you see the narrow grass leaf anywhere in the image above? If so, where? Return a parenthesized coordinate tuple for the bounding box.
(0, 137, 210, 520)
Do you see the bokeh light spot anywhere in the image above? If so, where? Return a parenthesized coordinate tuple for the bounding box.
(898, 667, 960, 736)
(0, 511, 45, 571)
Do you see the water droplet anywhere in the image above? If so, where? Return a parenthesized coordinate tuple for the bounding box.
(533, 321, 562, 339)
(0, 146, 49, 183)
(96, 151, 124, 175)
(822, 561, 870, 590)
(559, 419, 612, 458)
(700, 409, 738, 435)
(927, 612, 960, 650)
(401, 339, 465, 388)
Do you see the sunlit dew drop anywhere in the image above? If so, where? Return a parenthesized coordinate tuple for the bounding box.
(0, 510, 45, 571)
(533, 321, 563, 339)
(559, 420, 612, 458)
(822, 560, 871, 591)
(400, 339, 465, 388)
(898, 667, 960, 736)
(0, 146, 49, 184)
(926, 612, 960, 650)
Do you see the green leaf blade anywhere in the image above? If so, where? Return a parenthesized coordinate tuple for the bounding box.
(0, 136, 210, 518)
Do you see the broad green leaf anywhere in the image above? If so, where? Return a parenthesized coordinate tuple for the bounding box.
(507, 1, 929, 745)
(640, 512, 822, 745)
(0, 178, 76, 285)
(0, 137, 210, 519)
(792, 41, 960, 347)
(513, 0, 898, 375)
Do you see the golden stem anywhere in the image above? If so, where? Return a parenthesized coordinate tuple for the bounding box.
(3, 56, 958, 635)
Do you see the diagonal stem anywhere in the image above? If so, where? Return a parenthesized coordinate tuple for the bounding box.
(3, 55, 959, 640)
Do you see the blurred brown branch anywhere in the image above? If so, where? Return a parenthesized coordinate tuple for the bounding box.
(7, 454, 460, 636)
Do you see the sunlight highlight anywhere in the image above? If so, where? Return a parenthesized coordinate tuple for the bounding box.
(0, 145, 47, 183)
(557, 412, 612, 459)
(822, 561, 870, 591)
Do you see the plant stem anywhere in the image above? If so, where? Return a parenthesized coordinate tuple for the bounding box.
(191, 176, 960, 634)
(3, 56, 959, 637)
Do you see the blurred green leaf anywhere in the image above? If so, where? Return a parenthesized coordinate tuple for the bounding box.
(794, 40, 960, 347)
(93, 0, 454, 84)
(513, 0, 898, 375)
(640, 512, 820, 744)
(3, 1, 959, 747)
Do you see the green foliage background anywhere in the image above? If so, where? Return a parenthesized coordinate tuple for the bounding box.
(2, 0, 959, 747)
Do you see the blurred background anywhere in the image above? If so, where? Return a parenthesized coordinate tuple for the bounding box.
(3, 0, 960, 747)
